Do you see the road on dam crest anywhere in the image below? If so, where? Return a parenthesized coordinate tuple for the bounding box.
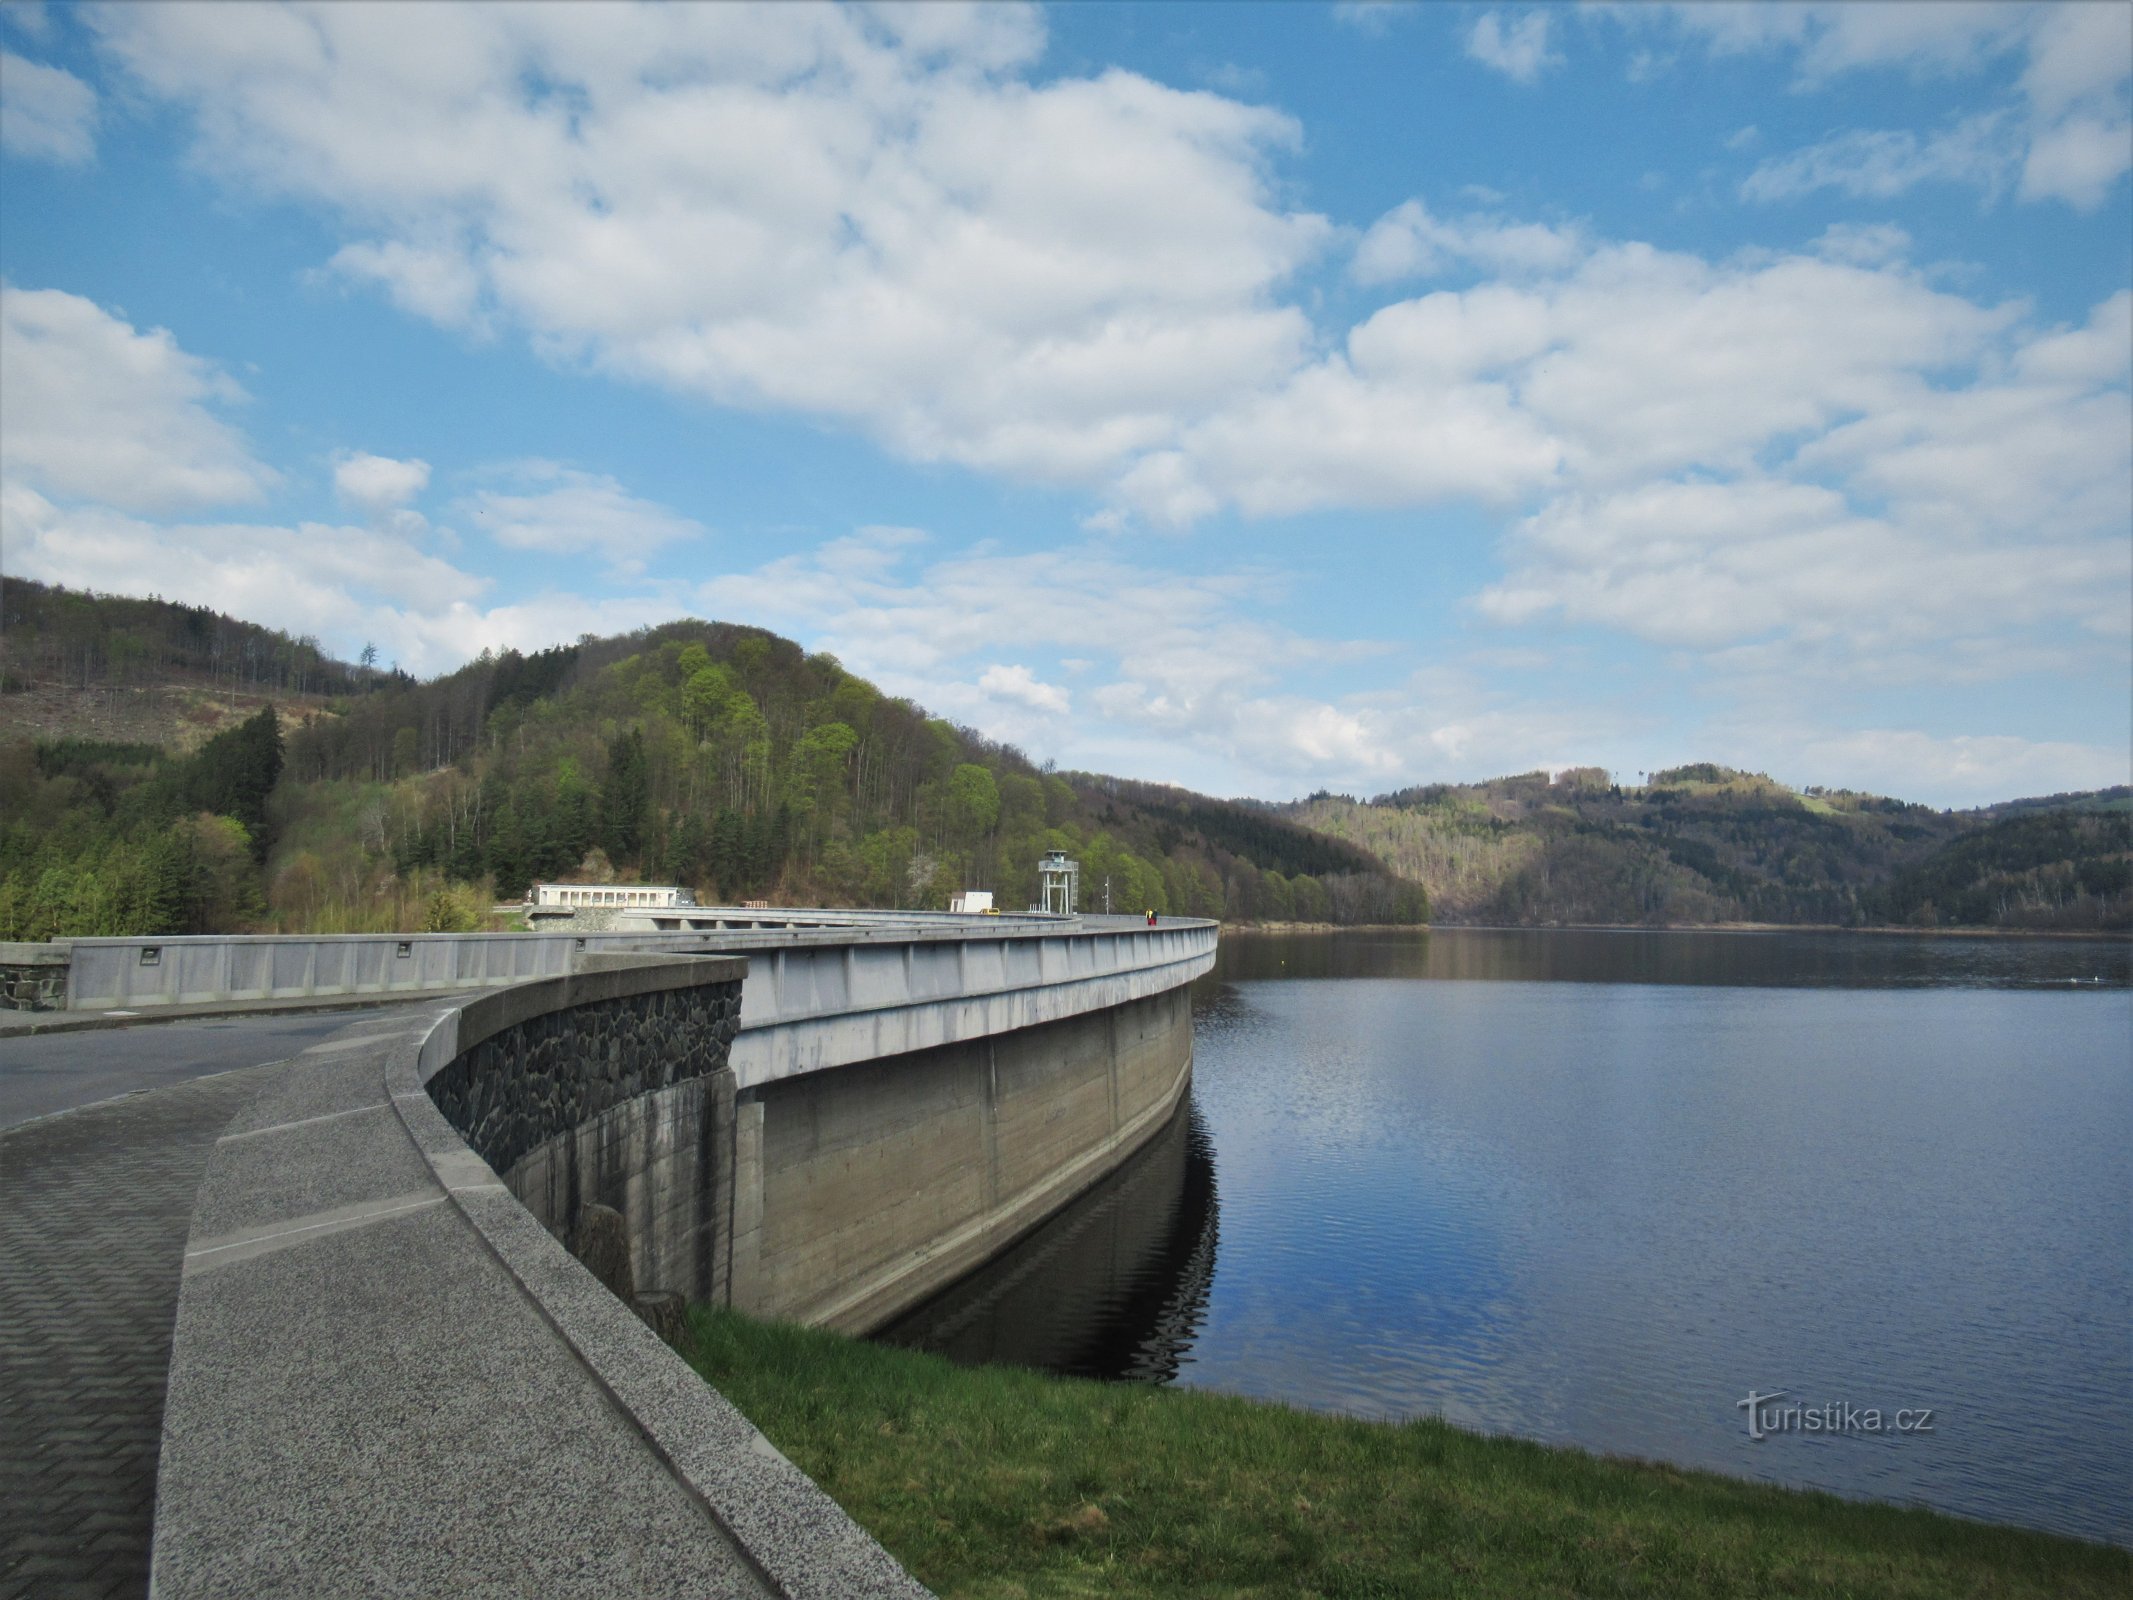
(0, 1007, 411, 1599)
(0, 1011, 383, 1132)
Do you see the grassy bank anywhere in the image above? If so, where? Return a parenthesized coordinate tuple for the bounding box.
(682, 1310, 2126, 1599)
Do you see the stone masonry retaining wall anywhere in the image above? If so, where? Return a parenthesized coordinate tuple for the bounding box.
(426, 977, 742, 1175)
(425, 967, 747, 1310)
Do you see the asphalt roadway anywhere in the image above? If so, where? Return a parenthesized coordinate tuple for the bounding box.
(0, 1012, 371, 1132)
(0, 1005, 416, 1599)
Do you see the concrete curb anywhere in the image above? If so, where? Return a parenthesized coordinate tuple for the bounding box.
(388, 1033, 931, 1600)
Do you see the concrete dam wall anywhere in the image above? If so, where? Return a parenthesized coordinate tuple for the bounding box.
(737, 984, 1194, 1332)
(411, 921, 1208, 1336)
(467, 967, 1194, 1337)
(150, 915, 1217, 1597)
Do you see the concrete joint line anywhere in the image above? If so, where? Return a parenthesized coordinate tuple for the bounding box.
(215, 1101, 389, 1143)
(428, 1147, 506, 1192)
(300, 1034, 396, 1056)
(184, 1191, 444, 1275)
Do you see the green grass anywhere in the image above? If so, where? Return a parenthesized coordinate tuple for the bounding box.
(682, 1308, 2129, 1600)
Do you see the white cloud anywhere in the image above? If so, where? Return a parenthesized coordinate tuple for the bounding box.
(1117, 228, 2029, 529)
(1637, 2, 2033, 83)
(1331, 3, 1403, 38)
(699, 530, 1393, 786)
(0, 477, 675, 677)
(326, 241, 487, 331)
(1810, 221, 1913, 267)
(93, 2, 1328, 489)
(977, 663, 1070, 715)
(43, 2, 2122, 802)
(1772, 727, 2130, 810)
(1466, 11, 1561, 85)
(1475, 472, 2129, 665)
(694, 528, 1630, 794)
(457, 462, 704, 576)
(1465, 286, 2132, 676)
(1633, 2, 2131, 211)
(1741, 114, 2016, 203)
(0, 50, 94, 163)
(1352, 198, 1586, 284)
(0, 284, 276, 511)
(332, 451, 430, 514)
(2020, 108, 2133, 210)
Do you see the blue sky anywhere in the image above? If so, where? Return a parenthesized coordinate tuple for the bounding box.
(2, 1, 2127, 807)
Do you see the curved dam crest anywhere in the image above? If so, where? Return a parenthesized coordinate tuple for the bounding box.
(140, 915, 1215, 1598)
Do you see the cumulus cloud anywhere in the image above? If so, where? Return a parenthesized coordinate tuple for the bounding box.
(1643, 1, 2033, 81)
(1465, 11, 1561, 85)
(0, 284, 276, 511)
(457, 461, 704, 576)
(701, 529, 1366, 784)
(91, 2, 1327, 489)
(1475, 472, 2128, 666)
(1810, 221, 1913, 267)
(1113, 227, 2037, 526)
(332, 451, 430, 514)
(0, 50, 95, 163)
(978, 663, 1071, 715)
(45, 1, 2124, 800)
(0, 477, 675, 677)
(1098, 221, 2126, 734)
(1470, 281, 2130, 668)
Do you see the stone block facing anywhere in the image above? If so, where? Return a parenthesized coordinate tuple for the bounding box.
(426, 976, 743, 1175)
(0, 945, 69, 1012)
(424, 961, 746, 1306)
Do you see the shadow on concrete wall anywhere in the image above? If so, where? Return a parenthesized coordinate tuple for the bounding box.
(872, 1093, 1219, 1383)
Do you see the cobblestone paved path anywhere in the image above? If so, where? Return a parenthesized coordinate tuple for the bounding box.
(0, 1064, 286, 1600)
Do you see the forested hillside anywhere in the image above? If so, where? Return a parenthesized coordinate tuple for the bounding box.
(1289, 768, 2130, 932)
(1877, 807, 2133, 930)
(0, 712, 289, 939)
(8, 583, 2117, 940)
(2, 577, 369, 700)
(0, 585, 1421, 938)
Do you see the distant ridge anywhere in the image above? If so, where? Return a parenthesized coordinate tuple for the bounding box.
(1284, 767, 2129, 932)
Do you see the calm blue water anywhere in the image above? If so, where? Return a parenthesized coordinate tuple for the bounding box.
(882, 928, 2133, 1546)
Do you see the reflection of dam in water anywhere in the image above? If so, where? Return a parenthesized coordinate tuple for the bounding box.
(874, 1094, 1219, 1383)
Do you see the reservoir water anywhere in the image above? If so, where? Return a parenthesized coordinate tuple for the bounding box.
(879, 927, 2133, 1547)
